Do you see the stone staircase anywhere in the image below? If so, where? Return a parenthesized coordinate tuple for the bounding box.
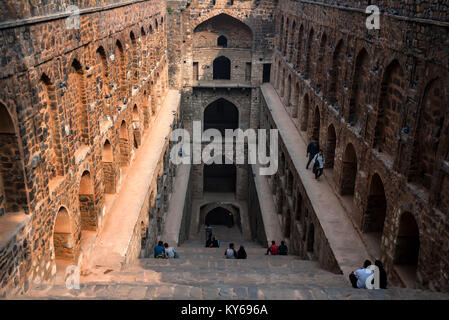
(15, 237, 449, 300)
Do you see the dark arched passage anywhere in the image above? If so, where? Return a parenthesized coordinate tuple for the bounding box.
(205, 207, 234, 227)
(213, 56, 231, 80)
(204, 98, 238, 134)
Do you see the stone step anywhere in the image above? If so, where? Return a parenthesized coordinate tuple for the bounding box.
(19, 282, 449, 300)
(137, 257, 320, 270)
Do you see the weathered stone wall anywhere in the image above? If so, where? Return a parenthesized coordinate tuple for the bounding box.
(273, 0, 449, 291)
(247, 165, 268, 247)
(0, 0, 170, 297)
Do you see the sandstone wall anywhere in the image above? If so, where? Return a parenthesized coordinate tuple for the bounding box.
(0, 0, 170, 297)
(272, 0, 449, 291)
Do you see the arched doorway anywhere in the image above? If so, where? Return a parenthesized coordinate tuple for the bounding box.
(79, 171, 96, 231)
(203, 98, 238, 135)
(311, 106, 320, 143)
(284, 209, 291, 238)
(213, 56, 231, 80)
(53, 207, 75, 263)
(394, 212, 420, 287)
(217, 35, 227, 47)
(300, 94, 309, 132)
(102, 140, 116, 194)
(363, 174, 387, 237)
(0, 103, 27, 215)
(205, 207, 234, 227)
(326, 124, 336, 169)
(119, 121, 129, 166)
(341, 143, 357, 195)
(307, 223, 315, 253)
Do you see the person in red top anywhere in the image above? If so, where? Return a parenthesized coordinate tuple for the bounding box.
(265, 241, 279, 255)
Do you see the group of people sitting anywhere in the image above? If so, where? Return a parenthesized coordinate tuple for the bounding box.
(224, 243, 247, 259)
(153, 241, 179, 259)
(265, 240, 288, 255)
(349, 259, 387, 289)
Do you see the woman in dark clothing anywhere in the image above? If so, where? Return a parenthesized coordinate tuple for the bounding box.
(237, 246, 247, 259)
(375, 260, 387, 289)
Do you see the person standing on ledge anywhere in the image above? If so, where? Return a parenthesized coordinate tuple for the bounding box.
(312, 149, 325, 180)
(306, 141, 319, 170)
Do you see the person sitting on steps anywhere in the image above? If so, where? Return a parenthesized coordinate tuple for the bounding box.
(349, 260, 374, 289)
(237, 246, 247, 259)
(164, 242, 178, 259)
(224, 243, 237, 259)
(278, 241, 288, 255)
(265, 241, 278, 255)
(154, 241, 165, 259)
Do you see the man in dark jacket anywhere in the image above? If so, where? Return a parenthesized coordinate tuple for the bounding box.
(278, 241, 288, 255)
(306, 141, 319, 169)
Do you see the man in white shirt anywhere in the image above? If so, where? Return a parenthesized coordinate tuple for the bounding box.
(312, 149, 325, 180)
(164, 243, 176, 259)
(349, 260, 374, 289)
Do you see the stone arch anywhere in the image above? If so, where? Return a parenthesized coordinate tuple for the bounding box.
(284, 209, 291, 238)
(213, 56, 231, 80)
(79, 171, 96, 230)
(329, 40, 344, 106)
(286, 74, 292, 106)
(311, 106, 320, 143)
(300, 93, 309, 132)
(316, 32, 327, 89)
(0, 103, 27, 215)
(193, 13, 253, 49)
(340, 143, 357, 195)
(203, 98, 239, 134)
(287, 20, 296, 61)
(283, 17, 289, 56)
(193, 12, 254, 37)
(40, 73, 64, 178)
(199, 202, 242, 232)
(280, 68, 285, 97)
(325, 124, 337, 169)
(349, 48, 370, 125)
(119, 120, 129, 166)
(363, 173, 387, 237)
(102, 139, 116, 194)
(408, 78, 446, 190)
(295, 192, 303, 221)
(53, 206, 75, 262)
(115, 40, 126, 103)
(394, 211, 420, 286)
(304, 28, 314, 78)
(132, 105, 141, 149)
(279, 15, 284, 51)
(292, 82, 300, 118)
(374, 59, 406, 157)
(217, 35, 227, 48)
(130, 31, 138, 87)
(96, 46, 111, 116)
(296, 24, 304, 70)
(307, 223, 315, 253)
(70, 59, 89, 146)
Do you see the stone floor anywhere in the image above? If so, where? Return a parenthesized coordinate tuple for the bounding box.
(13, 226, 449, 300)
